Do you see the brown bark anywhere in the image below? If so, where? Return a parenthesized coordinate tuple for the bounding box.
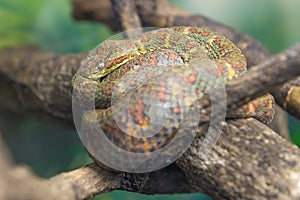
(110, 0, 142, 37)
(0, 46, 86, 125)
(178, 118, 300, 199)
(1, 118, 300, 200)
(273, 77, 300, 119)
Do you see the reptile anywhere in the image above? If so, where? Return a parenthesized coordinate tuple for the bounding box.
(71, 26, 275, 172)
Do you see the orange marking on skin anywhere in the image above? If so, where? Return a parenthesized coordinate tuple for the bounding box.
(185, 41, 195, 49)
(201, 31, 210, 37)
(145, 71, 154, 79)
(214, 37, 219, 44)
(242, 103, 255, 115)
(143, 142, 152, 152)
(136, 98, 148, 126)
(244, 99, 265, 116)
(173, 106, 181, 114)
(219, 45, 227, 51)
(106, 54, 133, 66)
(150, 54, 158, 65)
(158, 86, 168, 102)
(174, 27, 180, 32)
(140, 60, 147, 66)
(157, 32, 166, 40)
(169, 52, 179, 61)
(189, 27, 198, 33)
(196, 90, 203, 96)
(187, 69, 197, 84)
(173, 34, 181, 41)
(252, 99, 261, 110)
(128, 77, 137, 86)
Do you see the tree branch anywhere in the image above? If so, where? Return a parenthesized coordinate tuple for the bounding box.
(110, 0, 142, 37)
(177, 118, 300, 199)
(2, 117, 300, 199)
(226, 44, 300, 110)
(273, 77, 300, 119)
(0, 46, 86, 126)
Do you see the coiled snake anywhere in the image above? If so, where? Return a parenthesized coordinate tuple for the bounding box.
(71, 26, 274, 172)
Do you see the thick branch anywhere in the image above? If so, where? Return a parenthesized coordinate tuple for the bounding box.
(0, 46, 86, 126)
(2, 118, 300, 199)
(177, 118, 300, 199)
(52, 117, 300, 200)
(48, 163, 121, 199)
(226, 44, 300, 109)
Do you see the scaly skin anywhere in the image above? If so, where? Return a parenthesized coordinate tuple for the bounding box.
(71, 26, 274, 159)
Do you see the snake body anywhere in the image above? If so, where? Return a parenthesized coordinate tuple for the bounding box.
(74, 27, 246, 109)
(71, 27, 274, 168)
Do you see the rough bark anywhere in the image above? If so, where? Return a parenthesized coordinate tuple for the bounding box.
(1, 118, 300, 200)
(0, 46, 86, 125)
(178, 118, 300, 200)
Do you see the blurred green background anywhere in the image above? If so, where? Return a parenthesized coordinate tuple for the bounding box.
(0, 0, 299, 199)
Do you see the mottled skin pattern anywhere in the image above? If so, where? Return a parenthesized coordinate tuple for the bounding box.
(72, 27, 274, 158)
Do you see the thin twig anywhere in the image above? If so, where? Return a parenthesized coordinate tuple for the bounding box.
(110, 0, 142, 37)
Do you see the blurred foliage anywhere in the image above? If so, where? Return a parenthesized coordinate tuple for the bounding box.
(0, 0, 112, 52)
(0, 0, 299, 199)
